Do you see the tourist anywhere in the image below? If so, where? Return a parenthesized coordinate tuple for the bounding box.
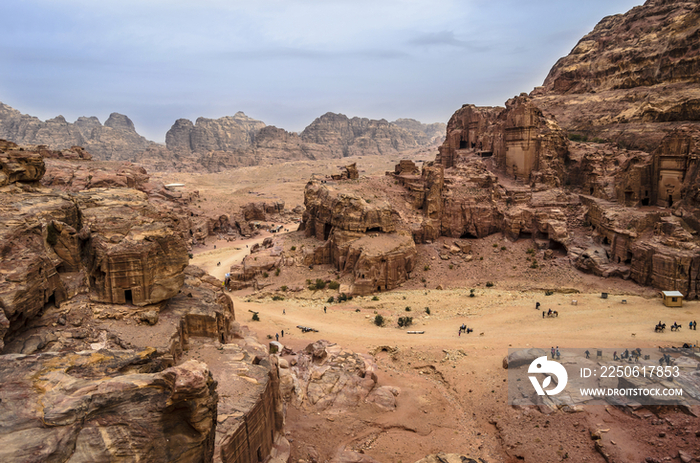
(324, 306, 327, 313)
(542, 311, 545, 319)
(585, 350, 590, 359)
(281, 330, 284, 337)
(556, 347, 560, 359)
(275, 333, 279, 341)
(283, 309, 286, 315)
(551, 347, 555, 359)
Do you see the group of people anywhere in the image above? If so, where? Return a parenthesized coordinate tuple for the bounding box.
(613, 348, 641, 361)
(550, 346, 560, 359)
(458, 324, 473, 336)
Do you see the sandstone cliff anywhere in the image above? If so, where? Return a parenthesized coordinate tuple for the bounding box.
(531, 0, 700, 151)
(165, 112, 266, 154)
(0, 101, 445, 172)
(0, 103, 157, 161)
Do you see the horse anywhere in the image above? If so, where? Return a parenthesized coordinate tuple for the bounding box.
(655, 323, 666, 332)
(546, 310, 559, 318)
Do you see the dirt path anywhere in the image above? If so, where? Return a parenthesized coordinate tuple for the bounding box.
(190, 232, 271, 280)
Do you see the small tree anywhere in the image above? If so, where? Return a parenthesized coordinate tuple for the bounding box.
(374, 314, 384, 327)
(328, 281, 340, 290)
(252, 313, 260, 321)
(398, 316, 413, 328)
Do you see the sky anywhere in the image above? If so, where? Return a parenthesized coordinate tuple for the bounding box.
(0, 0, 642, 143)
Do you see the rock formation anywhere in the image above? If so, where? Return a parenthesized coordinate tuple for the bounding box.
(165, 112, 266, 154)
(0, 351, 218, 463)
(0, 103, 157, 161)
(299, 181, 416, 295)
(0, 141, 288, 462)
(531, 0, 700, 152)
(0, 102, 445, 173)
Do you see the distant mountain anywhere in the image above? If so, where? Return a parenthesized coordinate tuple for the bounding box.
(0, 103, 445, 172)
(0, 103, 156, 162)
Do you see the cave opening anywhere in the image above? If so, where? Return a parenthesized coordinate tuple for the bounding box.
(323, 223, 332, 240)
(124, 289, 133, 305)
(366, 227, 382, 233)
(519, 231, 533, 240)
(625, 252, 632, 264)
(641, 198, 650, 206)
(459, 139, 468, 149)
(461, 231, 477, 239)
(668, 195, 673, 207)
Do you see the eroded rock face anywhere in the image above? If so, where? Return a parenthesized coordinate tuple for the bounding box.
(0, 139, 46, 185)
(301, 181, 396, 239)
(0, 350, 217, 463)
(288, 340, 379, 411)
(531, 0, 700, 151)
(0, 144, 189, 349)
(76, 188, 188, 306)
(166, 112, 266, 154)
(0, 104, 157, 162)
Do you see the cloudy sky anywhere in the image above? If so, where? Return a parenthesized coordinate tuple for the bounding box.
(1, 0, 642, 142)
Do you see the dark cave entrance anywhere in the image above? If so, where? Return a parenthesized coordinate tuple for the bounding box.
(460, 231, 477, 239)
(459, 139, 468, 149)
(519, 231, 533, 240)
(124, 289, 133, 305)
(324, 223, 332, 240)
(367, 227, 382, 233)
(668, 195, 673, 207)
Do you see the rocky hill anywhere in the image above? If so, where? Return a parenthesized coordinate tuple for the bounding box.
(0, 103, 445, 172)
(531, 0, 700, 151)
(0, 103, 157, 161)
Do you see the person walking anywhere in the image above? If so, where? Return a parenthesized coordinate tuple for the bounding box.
(275, 333, 279, 342)
(543, 311, 545, 319)
(281, 330, 284, 337)
(551, 347, 555, 359)
(324, 307, 327, 314)
(556, 347, 560, 359)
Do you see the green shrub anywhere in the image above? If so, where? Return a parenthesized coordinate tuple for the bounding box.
(315, 279, 327, 290)
(328, 281, 340, 290)
(398, 316, 413, 328)
(252, 313, 260, 321)
(272, 295, 284, 301)
(374, 314, 384, 326)
(449, 264, 454, 269)
(262, 272, 269, 278)
(275, 268, 280, 276)
(280, 285, 288, 291)
(328, 296, 335, 303)
(291, 246, 296, 251)
(492, 243, 498, 248)
(526, 248, 535, 255)
(501, 246, 506, 251)
(486, 281, 494, 287)
(545, 290, 554, 296)
(424, 265, 430, 271)
(405, 306, 411, 312)
(372, 295, 379, 301)
(188, 253, 193, 259)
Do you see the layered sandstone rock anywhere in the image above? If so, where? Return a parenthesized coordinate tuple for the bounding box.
(531, 0, 700, 151)
(0, 104, 157, 161)
(165, 112, 266, 154)
(0, 350, 218, 463)
(288, 340, 379, 411)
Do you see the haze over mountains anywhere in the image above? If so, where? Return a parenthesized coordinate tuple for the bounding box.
(0, 102, 445, 172)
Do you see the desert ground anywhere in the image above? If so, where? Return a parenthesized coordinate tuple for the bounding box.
(181, 155, 700, 463)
